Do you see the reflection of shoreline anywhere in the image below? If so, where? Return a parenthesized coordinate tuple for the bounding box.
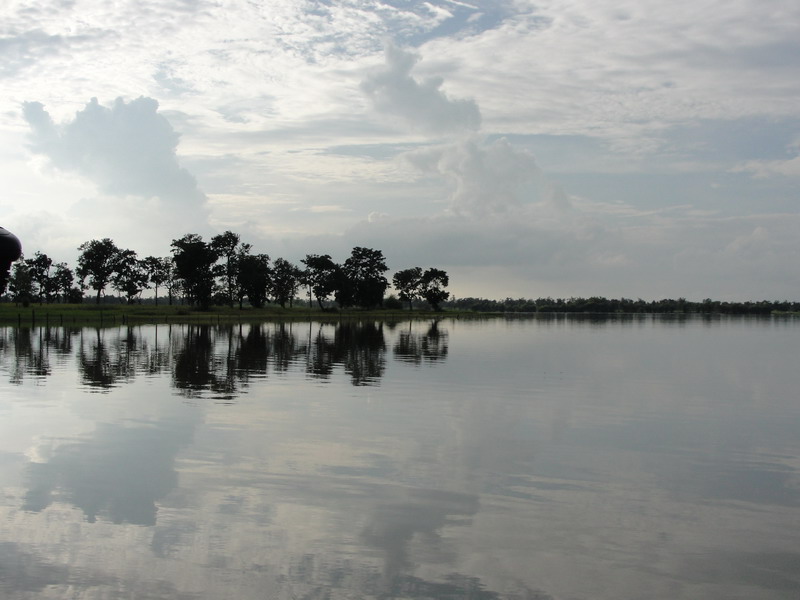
(0, 320, 451, 396)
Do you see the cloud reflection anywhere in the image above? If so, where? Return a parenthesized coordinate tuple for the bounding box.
(24, 416, 197, 526)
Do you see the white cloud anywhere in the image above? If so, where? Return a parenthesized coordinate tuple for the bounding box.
(23, 97, 207, 212)
(1, 0, 799, 299)
(418, 0, 800, 145)
(402, 136, 573, 217)
(361, 43, 481, 135)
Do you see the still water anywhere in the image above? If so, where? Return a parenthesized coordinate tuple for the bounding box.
(0, 316, 798, 599)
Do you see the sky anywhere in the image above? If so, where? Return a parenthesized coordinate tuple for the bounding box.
(1, 0, 799, 301)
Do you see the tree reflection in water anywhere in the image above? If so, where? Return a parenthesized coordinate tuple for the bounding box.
(77, 327, 149, 390)
(335, 321, 386, 385)
(304, 322, 337, 379)
(393, 320, 449, 365)
(77, 329, 117, 389)
(172, 324, 217, 396)
(0, 320, 570, 599)
(1, 320, 449, 398)
(0, 327, 83, 383)
(271, 322, 299, 374)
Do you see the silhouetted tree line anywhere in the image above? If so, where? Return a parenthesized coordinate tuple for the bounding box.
(445, 296, 800, 315)
(2, 232, 450, 311)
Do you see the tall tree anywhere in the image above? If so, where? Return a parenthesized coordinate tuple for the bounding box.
(163, 258, 180, 305)
(7, 259, 34, 306)
(237, 253, 271, 308)
(210, 230, 241, 308)
(232, 243, 253, 308)
(420, 268, 449, 310)
(51, 262, 74, 303)
(77, 238, 121, 304)
(301, 254, 339, 310)
(143, 256, 171, 306)
(26, 251, 53, 304)
(333, 266, 355, 309)
(392, 267, 423, 310)
(271, 258, 301, 308)
(343, 247, 389, 308)
(171, 234, 218, 309)
(112, 249, 148, 304)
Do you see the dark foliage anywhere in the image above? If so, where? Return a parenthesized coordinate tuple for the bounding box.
(444, 296, 800, 315)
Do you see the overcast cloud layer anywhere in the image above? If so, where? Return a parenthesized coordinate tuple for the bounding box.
(2, 0, 799, 299)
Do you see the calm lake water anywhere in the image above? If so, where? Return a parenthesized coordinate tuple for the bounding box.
(0, 316, 799, 599)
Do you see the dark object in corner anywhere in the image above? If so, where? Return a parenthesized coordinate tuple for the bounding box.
(0, 227, 22, 294)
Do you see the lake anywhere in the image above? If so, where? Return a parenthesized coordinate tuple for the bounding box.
(0, 315, 799, 599)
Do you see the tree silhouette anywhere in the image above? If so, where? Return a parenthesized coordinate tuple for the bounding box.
(392, 267, 423, 310)
(142, 256, 171, 306)
(271, 258, 301, 308)
(420, 268, 449, 310)
(77, 238, 121, 304)
(210, 230, 242, 308)
(51, 262, 74, 303)
(237, 253, 271, 308)
(8, 259, 34, 306)
(343, 247, 389, 308)
(171, 234, 218, 309)
(301, 253, 338, 309)
(112, 249, 148, 304)
(26, 251, 53, 304)
(17, 230, 461, 310)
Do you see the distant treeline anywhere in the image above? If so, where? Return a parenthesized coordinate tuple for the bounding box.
(444, 296, 800, 315)
(4, 230, 796, 315)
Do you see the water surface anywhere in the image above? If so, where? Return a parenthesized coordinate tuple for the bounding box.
(1, 316, 798, 599)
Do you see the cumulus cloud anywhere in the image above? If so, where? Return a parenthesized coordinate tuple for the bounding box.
(402, 136, 571, 217)
(22, 97, 207, 210)
(723, 226, 777, 260)
(361, 43, 481, 134)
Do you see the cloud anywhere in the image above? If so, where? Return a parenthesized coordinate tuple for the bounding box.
(361, 42, 481, 134)
(291, 204, 352, 214)
(2, 1, 798, 300)
(416, 1, 800, 151)
(732, 156, 800, 178)
(402, 136, 570, 216)
(0, 29, 67, 78)
(22, 97, 207, 211)
(335, 205, 800, 301)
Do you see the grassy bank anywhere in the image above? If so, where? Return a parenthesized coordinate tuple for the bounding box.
(0, 302, 476, 327)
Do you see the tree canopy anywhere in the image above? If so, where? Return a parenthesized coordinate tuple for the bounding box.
(77, 238, 121, 303)
(170, 234, 218, 309)
(343, 246, 389, 309)
(3, 232, 455, 312)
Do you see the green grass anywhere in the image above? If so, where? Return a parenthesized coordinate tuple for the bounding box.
(0, 302, 480, 326)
